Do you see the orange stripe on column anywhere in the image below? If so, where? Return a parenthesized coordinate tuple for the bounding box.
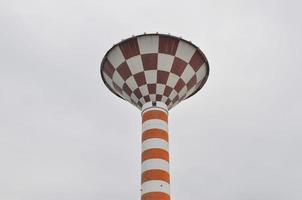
(141, 169, 170, 184)
(142, 129, 169, 142)
(142, 110, 168, 123)
(142, 149, 169, 162)
(141, 192, 170, 200)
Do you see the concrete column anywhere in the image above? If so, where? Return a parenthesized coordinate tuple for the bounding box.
(141, 102, 170, 200)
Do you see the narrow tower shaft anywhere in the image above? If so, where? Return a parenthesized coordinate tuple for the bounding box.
(141, 102, 170, 200)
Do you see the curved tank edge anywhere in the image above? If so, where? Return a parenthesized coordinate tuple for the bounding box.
(100, 32, 210, 110)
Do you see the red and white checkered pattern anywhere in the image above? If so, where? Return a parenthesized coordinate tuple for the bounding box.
(101, 33, 209, 110)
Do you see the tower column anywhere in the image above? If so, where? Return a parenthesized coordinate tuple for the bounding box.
(141, 102, 170, 200)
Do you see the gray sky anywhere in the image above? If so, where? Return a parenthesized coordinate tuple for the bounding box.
(1, 0, 302, 199)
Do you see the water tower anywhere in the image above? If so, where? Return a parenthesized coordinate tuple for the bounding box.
(100, 33, 209, 200)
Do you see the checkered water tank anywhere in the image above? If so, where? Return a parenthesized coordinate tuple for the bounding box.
(101, 33, 209, 110)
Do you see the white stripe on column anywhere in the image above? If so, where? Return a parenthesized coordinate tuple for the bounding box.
(142, 138, 169, 152)
(142, 159, 169, 173)
(141, 180, 170, 195)
(142, 119, 168, 132)
(142, 102, 168, 114)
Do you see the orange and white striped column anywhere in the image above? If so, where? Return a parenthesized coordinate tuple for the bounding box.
(141, 102, 170, 200)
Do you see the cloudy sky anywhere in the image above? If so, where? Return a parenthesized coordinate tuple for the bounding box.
(1, 0, 302, 199)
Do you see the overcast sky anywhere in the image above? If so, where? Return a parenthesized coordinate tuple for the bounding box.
(1, 0, 302, 199)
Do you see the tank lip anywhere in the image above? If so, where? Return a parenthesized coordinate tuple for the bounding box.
(100, 33, 210, 106)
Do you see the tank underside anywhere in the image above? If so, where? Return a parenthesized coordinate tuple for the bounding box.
(101, 33, 209, 110)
